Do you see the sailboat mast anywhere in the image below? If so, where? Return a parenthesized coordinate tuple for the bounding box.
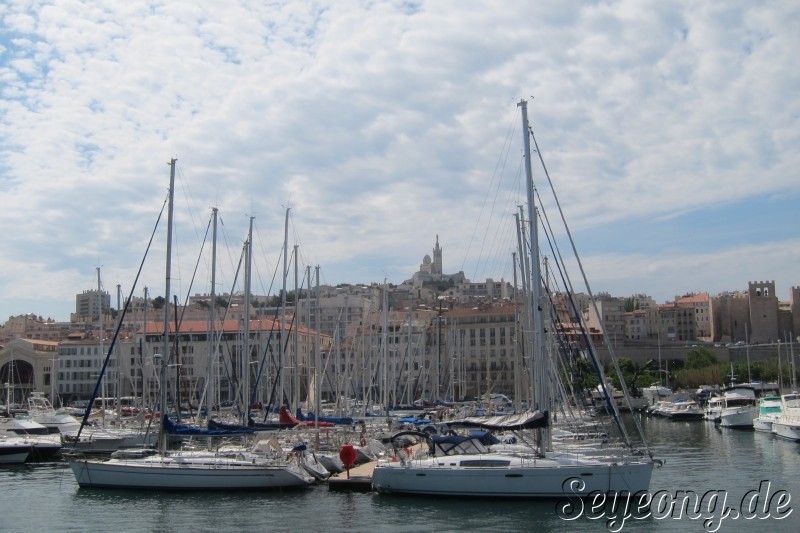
(97, 267, 106, 411)
(157, 158, 176, 454)
(280, 208, 290, 409)
(382, 281, 389, 415)
(315, 266, 321, 426)
(242, 216, 253, 424)
(293, 244, 300, 411)
(205, 207, 218, 423)
(519, 99, 550, 451)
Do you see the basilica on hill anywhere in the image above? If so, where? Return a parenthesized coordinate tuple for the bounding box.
(407, 235, 467, 289)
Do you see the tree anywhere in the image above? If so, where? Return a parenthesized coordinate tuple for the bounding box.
(152, 296, 165, 309)
(685, 348, 717, 369)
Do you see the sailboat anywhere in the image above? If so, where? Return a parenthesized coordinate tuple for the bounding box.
(69, 159, 313, 490)
(372, 100, 657, 498)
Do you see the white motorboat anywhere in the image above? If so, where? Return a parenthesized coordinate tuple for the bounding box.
(642, 384, 673, 402)
(753, 395, 782, 433)
(0, 414, 62, 460)
(667, 400, 704, 421)
(772, 393, 800, 441)
(0, 436, 31, 464)
(709, 386, 757, 428)
(27, 393, 81, 434)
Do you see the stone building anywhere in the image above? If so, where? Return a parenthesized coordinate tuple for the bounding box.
(0, 338, 59, 405)
(748, 281, 780, 343)
(675, 293, 712, 341)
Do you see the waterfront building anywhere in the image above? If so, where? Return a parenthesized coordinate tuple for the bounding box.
(585, 294, 626, 346)
(56, 333, 119, 405)
(675, 292, 712, 341)
(0, 338, 59, 406)
(445, 303, 520, 401)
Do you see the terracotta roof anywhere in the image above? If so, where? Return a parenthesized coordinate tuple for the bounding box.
(139, 318, 315, 336)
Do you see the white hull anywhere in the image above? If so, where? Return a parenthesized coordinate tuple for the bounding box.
(0, 439, 31, 463)
(773, 420, 800, 442)
(372, 455, 654, 498)
(0, 451, 30, 464)
(752, 418, 774, 433)
(32, 414, 81, 434)
(63, 435, 128, 454)
(69, 455, 314, 490)
(718, 406, 755, 428)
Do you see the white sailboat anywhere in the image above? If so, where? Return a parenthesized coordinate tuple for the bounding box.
(69, 159, 313, 490)
(372, 100, 657, 498)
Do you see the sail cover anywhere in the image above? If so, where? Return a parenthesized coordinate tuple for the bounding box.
(445, 410, 548, 431)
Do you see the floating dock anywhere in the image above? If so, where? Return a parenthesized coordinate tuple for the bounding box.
(328, 461, 376, 492)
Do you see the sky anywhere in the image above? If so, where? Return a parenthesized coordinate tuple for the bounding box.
(1, 0, 798, 322)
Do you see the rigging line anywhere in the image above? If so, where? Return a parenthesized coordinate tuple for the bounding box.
(176, 164, 205, 243)
(461, 108, 519, 272)
(209, 242, 245, 411)
(482, 144, 526, 279)
(73, 190, 169, 444)
(287, 209, 307, 267)
(533, 159, 627, 441)
(175, 215, 213, 332)
(469, 114, 518, 280)
(480, 158, 526, 279)
(217, 215, 244, 297)
(530, 125, 648, 453)
(252, 220, 282, 300)
(251, 268, 309, 411)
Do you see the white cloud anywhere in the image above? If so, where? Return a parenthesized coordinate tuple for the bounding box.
(0, 0, 798, 320)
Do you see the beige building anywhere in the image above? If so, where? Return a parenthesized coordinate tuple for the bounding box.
(0, 338, 59, 405)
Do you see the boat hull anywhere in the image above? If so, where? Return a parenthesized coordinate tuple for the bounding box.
(372, 458, 654, 498)
(718, 407, 755, 428)
(69, 457, 314, 490)
(772, 420, 800, 442)
(0, 446, 30, 464)
(752, 418, 774, 433)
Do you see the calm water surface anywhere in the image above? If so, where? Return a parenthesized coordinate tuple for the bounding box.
(2, 416, 799, 533)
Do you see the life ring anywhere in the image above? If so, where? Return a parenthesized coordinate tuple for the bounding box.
(359, 437, 367, 447)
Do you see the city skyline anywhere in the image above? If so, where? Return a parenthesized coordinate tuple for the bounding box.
(1, 2, 798, 322)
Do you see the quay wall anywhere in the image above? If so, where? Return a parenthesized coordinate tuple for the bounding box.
(594, 343, 790, 365)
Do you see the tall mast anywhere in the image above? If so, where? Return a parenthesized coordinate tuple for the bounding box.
(205, 207, 218, 423)
(97, 267, 106, 411)
(157, 158, 176, 454)
(242, 216, 253, 424)
(519, 99, 549, 452)
(315, 266, 321, 426)
(280, 208, 290, 408)
(382, 280, 389, 415)
(293, 244, 300, 411)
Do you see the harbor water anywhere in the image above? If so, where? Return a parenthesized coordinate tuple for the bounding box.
(2, 415, 799, 532)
